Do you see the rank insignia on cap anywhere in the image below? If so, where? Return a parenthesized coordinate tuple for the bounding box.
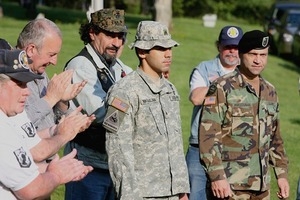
(111, 97, 129, 112)
(262, 36, 269, 47)
(14, 147, 32, 168)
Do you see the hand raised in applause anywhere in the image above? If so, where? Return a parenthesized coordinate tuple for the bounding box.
(56, 106, 95, 142)
(61, 77, 87, 101)
(47, 149, 93, 184)
(44, 70, 74, 107)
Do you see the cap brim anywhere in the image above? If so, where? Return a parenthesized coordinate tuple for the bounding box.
(102, 26, 128, 33)
(7, 72, 44, 83)
(220, 40, 239, 46)
(129, 39, 179, 50)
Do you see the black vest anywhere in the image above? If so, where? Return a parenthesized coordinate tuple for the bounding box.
(64, 48, 115, 153)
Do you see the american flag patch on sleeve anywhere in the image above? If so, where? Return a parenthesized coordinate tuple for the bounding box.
(204, 96, 216, 105)
(111, 97, 129, 112)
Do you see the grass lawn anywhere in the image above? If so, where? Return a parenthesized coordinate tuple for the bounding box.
(1, 1, 300, 199)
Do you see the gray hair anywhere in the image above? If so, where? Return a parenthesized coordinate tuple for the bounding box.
(17, 18, 62, 50)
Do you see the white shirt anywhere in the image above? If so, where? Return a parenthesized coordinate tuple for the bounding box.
(0, 111, 39, 199)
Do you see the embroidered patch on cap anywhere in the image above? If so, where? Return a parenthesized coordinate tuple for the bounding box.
(227, 27, 240, 38)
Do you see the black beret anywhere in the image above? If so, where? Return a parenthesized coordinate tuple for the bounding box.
(238, 30, 269, 54)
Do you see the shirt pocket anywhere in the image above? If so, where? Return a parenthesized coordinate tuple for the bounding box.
(149, 104, 166, 135)
(231, 105, 254, 136)
(264, 102, 277, 136)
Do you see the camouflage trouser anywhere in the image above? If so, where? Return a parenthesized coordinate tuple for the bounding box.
(208, 190, 270, 200)
(230, 190, 270, 200)
(143, 195, 179, 200)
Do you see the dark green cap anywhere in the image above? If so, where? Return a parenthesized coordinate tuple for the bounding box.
(91, 8, 127, 33)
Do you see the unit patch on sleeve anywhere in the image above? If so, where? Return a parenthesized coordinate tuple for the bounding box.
(14, 147, 32, 168)
(103, 110, 119, 133)
(21, 122, 36, 137)
(103, 97, 129, 133)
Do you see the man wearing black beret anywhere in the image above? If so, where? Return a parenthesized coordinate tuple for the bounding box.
(199, 30, 290, 199)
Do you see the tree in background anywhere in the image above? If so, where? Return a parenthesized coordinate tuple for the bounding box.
(154, 0, 172, 29)
(19, 0, 38, 19)
(10, 0, 276, 25)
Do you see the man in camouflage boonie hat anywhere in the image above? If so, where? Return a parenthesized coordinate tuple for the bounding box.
(129, 20, 178, 50)
(90, 8, 127, 33)
(102, 20, 189, 199)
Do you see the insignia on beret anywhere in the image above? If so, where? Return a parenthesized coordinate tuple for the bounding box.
(262, 36, 269, 47)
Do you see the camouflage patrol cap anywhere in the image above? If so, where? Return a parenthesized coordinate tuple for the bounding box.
(90, 8, 127, 33)
(129, 21, 179, 50)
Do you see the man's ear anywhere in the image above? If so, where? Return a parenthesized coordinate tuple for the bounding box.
(137, 48, 147, 59)
(89, 31, 95, 41)
(24, 44, 36, 58)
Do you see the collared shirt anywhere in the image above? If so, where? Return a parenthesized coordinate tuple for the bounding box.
(199, 67, 289, 191)
(0, 111, 39, 200)
(189, 56, 234, 144)
(25, 73, 56, 131)
(64, 44, 132, 169)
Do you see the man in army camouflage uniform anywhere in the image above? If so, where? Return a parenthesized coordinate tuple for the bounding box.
(64, 8, 132, 200)
(199, 30, 289, 200)
(103, 21, 190, 200)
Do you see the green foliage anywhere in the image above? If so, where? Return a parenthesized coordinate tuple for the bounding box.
(233, 0, 276, 23)
(182, 0, 203, 17)
(172, 0, 184, 17)
(2, 0, 279, 24)
(121, 0, 140, 14)
(1, 2, 300, 200)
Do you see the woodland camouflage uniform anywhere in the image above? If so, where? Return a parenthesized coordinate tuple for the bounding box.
(199, 68, 288, 192)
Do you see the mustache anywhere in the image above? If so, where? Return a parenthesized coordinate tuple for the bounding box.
(106, 46, 119, 52)
(225, 54, 238, 58)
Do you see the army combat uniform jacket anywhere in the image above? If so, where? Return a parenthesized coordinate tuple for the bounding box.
(103, 68, 190, 199)
(199, 68, 288, 191)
